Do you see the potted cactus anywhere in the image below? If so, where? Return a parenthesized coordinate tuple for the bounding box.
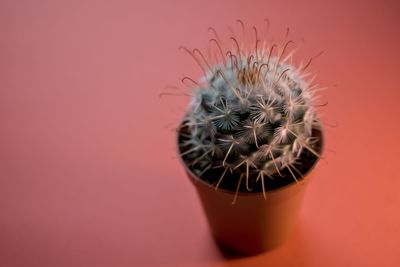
(176, 24, 324, 255)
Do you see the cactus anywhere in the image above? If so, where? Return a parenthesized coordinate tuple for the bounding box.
(177, 25, 323, 203)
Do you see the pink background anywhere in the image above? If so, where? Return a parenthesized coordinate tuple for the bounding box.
(1, 0, 399, 266)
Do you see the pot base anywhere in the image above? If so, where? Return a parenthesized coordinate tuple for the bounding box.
(190, 172, 313, 255)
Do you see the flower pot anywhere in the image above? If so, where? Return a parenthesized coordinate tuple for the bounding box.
(178, 128, 323, 255)
(186, 169, 314, 255)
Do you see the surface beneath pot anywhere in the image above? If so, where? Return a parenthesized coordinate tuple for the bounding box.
(1, 1, 399, 267)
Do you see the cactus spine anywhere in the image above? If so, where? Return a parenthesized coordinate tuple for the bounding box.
(178, 24, 323, 203)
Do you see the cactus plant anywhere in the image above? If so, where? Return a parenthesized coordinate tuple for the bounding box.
(177, 24, 323, 204)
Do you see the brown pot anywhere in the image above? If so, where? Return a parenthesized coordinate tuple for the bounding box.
(178, 128, 323, 255)
(186, 169, 314, 255)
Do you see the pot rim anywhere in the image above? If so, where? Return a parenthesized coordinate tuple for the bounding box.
(176, 120, 325, 197)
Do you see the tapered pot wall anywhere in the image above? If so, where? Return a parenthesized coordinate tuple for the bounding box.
(187, 171, 313, 255)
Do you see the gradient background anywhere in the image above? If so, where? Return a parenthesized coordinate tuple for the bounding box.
(1, 0, 399, 266)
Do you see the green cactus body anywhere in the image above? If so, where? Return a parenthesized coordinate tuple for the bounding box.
(178, 30, 323, 201)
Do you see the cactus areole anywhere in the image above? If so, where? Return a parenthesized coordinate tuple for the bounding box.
(177, 25, 324, 203)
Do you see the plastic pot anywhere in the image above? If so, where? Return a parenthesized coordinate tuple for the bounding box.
(186, 169, 314, 255)
(178, 127, 323, 255)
